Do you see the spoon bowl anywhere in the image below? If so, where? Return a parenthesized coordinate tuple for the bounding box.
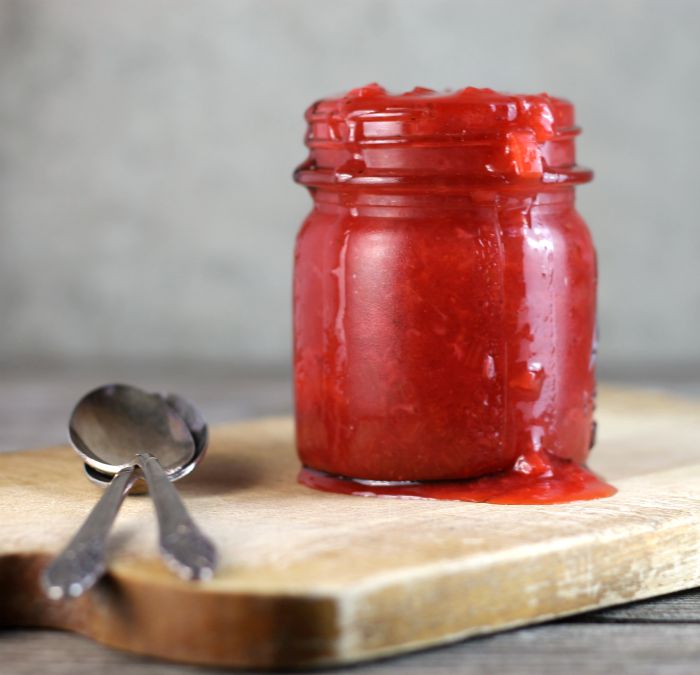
(83, 392, 209, 491)
(70, 384, 195, 476)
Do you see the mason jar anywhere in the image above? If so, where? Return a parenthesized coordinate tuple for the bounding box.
(293, 84, 600, 497)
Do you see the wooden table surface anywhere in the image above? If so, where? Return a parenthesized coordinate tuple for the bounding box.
(1, 364, 700, 675)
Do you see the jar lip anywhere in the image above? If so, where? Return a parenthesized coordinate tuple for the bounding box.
(297, 84, 591, 189)
(305, 84, 577, 144)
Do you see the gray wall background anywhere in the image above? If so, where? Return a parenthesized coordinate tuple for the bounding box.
(0, 0, 698, 371)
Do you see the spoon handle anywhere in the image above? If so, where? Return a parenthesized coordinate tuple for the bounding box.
(136, 453, 217, 580)
(42, 465, 138, 599)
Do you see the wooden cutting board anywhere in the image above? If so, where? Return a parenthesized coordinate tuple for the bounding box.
(1, 388, 699, 669)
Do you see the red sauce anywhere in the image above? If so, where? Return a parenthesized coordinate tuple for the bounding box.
(293, 84, 615, 505)
(299, 452, 615, 506)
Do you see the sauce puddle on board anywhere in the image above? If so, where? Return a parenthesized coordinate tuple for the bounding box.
(298, 452, 616, 505)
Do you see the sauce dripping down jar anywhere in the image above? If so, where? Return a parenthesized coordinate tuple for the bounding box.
(292, 84, 614, 504)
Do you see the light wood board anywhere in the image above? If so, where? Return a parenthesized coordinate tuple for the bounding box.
(1, 388, 699, 669)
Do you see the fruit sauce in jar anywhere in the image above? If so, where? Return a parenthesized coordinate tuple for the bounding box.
(292, 84, 615, 505)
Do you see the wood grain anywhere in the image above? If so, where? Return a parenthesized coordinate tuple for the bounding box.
(1, 388, 700, 668)
(6, 622, 700, 675)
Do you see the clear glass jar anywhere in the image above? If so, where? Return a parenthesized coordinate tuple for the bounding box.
(293, 85, 608, 503)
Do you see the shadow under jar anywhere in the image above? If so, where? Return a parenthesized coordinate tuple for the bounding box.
(293, 84, 614, 504)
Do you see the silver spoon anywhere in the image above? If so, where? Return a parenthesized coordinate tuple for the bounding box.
(81, 392, 213, 574)
(83, 392, 209, 493)
(42, 384, 216, 600)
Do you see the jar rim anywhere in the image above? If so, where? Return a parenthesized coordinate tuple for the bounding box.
(306, 84, 577, 140)
(295, 84, 592, 189)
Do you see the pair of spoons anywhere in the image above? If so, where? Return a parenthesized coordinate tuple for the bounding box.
(42, 384, 217, 600)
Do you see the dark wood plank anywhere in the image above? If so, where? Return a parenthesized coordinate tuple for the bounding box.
(0, 364, 292, 451)
(4, 622, 700, 675)
(580, 588, 700, 623)
(372, 623, 700, 675)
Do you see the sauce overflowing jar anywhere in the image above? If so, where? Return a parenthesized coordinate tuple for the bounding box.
(293, 85, 614, 504)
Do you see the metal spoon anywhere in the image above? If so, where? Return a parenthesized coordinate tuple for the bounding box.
(83, 392, 209, 493)
(42, 384, 216, 600)
(80, 392, 214, 575)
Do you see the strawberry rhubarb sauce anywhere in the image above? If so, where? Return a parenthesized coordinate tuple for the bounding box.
(292, 85, 615, 505)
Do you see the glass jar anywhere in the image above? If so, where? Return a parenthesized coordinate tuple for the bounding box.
(293, 85, 607, 502)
